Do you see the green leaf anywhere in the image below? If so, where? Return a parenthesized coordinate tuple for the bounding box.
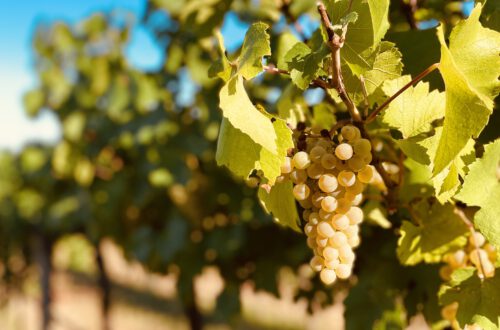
(328, 0, 390, 73)
(276, 84, 307, 128)
(439, 268, 500, 329)
(433, 5, 500, 174)
(311, 103, 336, 130)
(343, 42, 403, 106)
(397, 201, 468, 265)
(456, 139, 500, 250)
(381, 76, 445, 139)
(284, 41, 330, 90)
(258, 181, 300, 232)
(364, 200, 391, 228)
(208, 31, 233, 82)
(216, 115, 293, 185)
(219, 75, 279, 153)
(275, 31, 300, 70)
(237, 22, 271, 80)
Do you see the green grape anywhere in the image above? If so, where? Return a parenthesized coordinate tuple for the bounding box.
(290, 169, 308, 184)
(339, 246, 355, 264)
(329, 231, 348, 248)
(304, 223, 316, 237)
(341, 125, 360, 141)
(320, 268, 337, 285)
(323, 246, 339, 260)
(307, 163, 324, 179)
(469, 232, 486, 247)
(346, 206, 363, 225)
(310, 256, 324, 272)
(344, 225, 359, 238)
(320, 153, 337, 169)
(311, 192, 324, 208)
(324, 259, 340, 270)
(293, 151, 311, 169)
(293, 183, 310, 200)
(316, 236, 329, 248)
(319, 209, 334, 221)
(348, 235, 360, 248)
(335, 143, 353, 160)
(332, 214, 349, 231)
(345, 179, 364, 195)
(308, 212, 320, 224)
(347, 155, 365, 172)
(310, 145, 326, 162)
(335, 198, 352, 214)
(352, 138, 371, 155)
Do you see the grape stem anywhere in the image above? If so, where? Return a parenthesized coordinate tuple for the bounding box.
(365, 63, 440, 123)
(317, 2, 362, 122)
(454, 207, 486, 281)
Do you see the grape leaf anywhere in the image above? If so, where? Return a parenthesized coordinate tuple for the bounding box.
(433, 4, 500, 175)
(343, 41, 403, 106)
(208, 31, 233, 82)
(237, 22, 271, 80)
(439, 268, 500, 329)
(219, 75, 279, 153)
(456, 139, 500, 250)
(328, 0, 390, 74)
(381, 76, 445, 139)
(275, 31, 300, 70)
(258, 181, 301, 232)
(284, 41, 330, 90)
(397, 201, 468, 265)
(216, 115, 292, 185)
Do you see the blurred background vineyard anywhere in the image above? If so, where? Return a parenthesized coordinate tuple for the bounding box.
(0, 0, 485, 329)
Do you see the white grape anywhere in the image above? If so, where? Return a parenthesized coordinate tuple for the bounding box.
(345, 179, 364, 195)
(469, 232, 486, 247)
(304, 223, 316, 237)
(308, 212, 320, 224)
(357, 165, 374, 183)
(339, 246, 355, 264)
(344, 225, 359, 238)
(321, 196, 338, 212)
(335, 263, 352, 279)
(323, 246, 339, 260)
(324, 258, 340, 270)
(335, 143, 353, 160)
(346, 207, 363, 225)
(320, 153, 337, 169)
(338, 170, 356, 187)
(351, 193, 363, 206)
(281, 156, 293, 174)
(293, 183, 310, 201)
(311, 192, 325, 209)
(329, 231, 348, 248)
(335, 198, 352, 214)
(347, 155, 366, 172)
(347, 235, 360, 248)
(332, 214, 350, 231)
(316, 236, 329, 248)
(318, 209, 334, 221)
(317, 221, 335, 238)
(293, 151, 311, 169)
(310, 256, 324, 272)
(318, 174, 338, 193)
(307, 237, 316, 249)
(299, 198, 313, 209)
(320, 268, 337, 285)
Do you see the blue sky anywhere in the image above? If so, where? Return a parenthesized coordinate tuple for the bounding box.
(0, 0, 248, 152)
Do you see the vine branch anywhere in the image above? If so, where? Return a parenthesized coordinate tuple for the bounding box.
(366, 63, 440, 123)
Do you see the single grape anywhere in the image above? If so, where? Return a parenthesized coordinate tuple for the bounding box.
(469, 249, 488, 267)
(439, 265, 453, 281)
(323, 246, 339, 260)
(316, 139, 331, 150)
(344, 225, 359, 238)
(324, 258, 340, 270)
(310, 256, 324, 272)
(441, 302, 458, 321)
(351, 193, 363, 206)
(304, 223, 316, 237)
(293, 183, 310, 201)
(335, 263, 352, 279)
(320, 268, 337, 285)
(347, 155, 366, 172)
(357, 165, 374, 183)
(299, 198, 313, 209)
(311, 192, 325, 209)
(316, 236, 329, 248)
(335, 143, 353, 161)
(335, 198, 352, 214)
(332, 214, 349, 231)
(382, 162, 399, 175)
(318, 174, 338, 193)
(321, 153, 337, 169)
(341, 125, 360, 141)
(321, 196, 338, 212)
(308, 212, 320, 224)
(317, 221, 335, 238)
(347, 235, 360, 248)
(281, 156, 294, 174)
(307, 237, 316, 249)
(329, 231, 348, 248)
(319, 209, 334, 221)
(346, 207, 363, 225)
(345, 179, 364, 194)
(339, 246, 355, 264)
(307, 163, 324, 179)
(469, 232, 486, 247)
(352, 138, 371, 155)
(293, 151, 311, 170)
(290, 169, 308, 184)
(310, 145, 326, 162)
(338, 170, 356, 187)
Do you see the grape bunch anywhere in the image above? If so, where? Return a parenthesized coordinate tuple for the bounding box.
(440, 231, 497, 281)
(278, 124, 374, 285)
(440, 232, 497, 329)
